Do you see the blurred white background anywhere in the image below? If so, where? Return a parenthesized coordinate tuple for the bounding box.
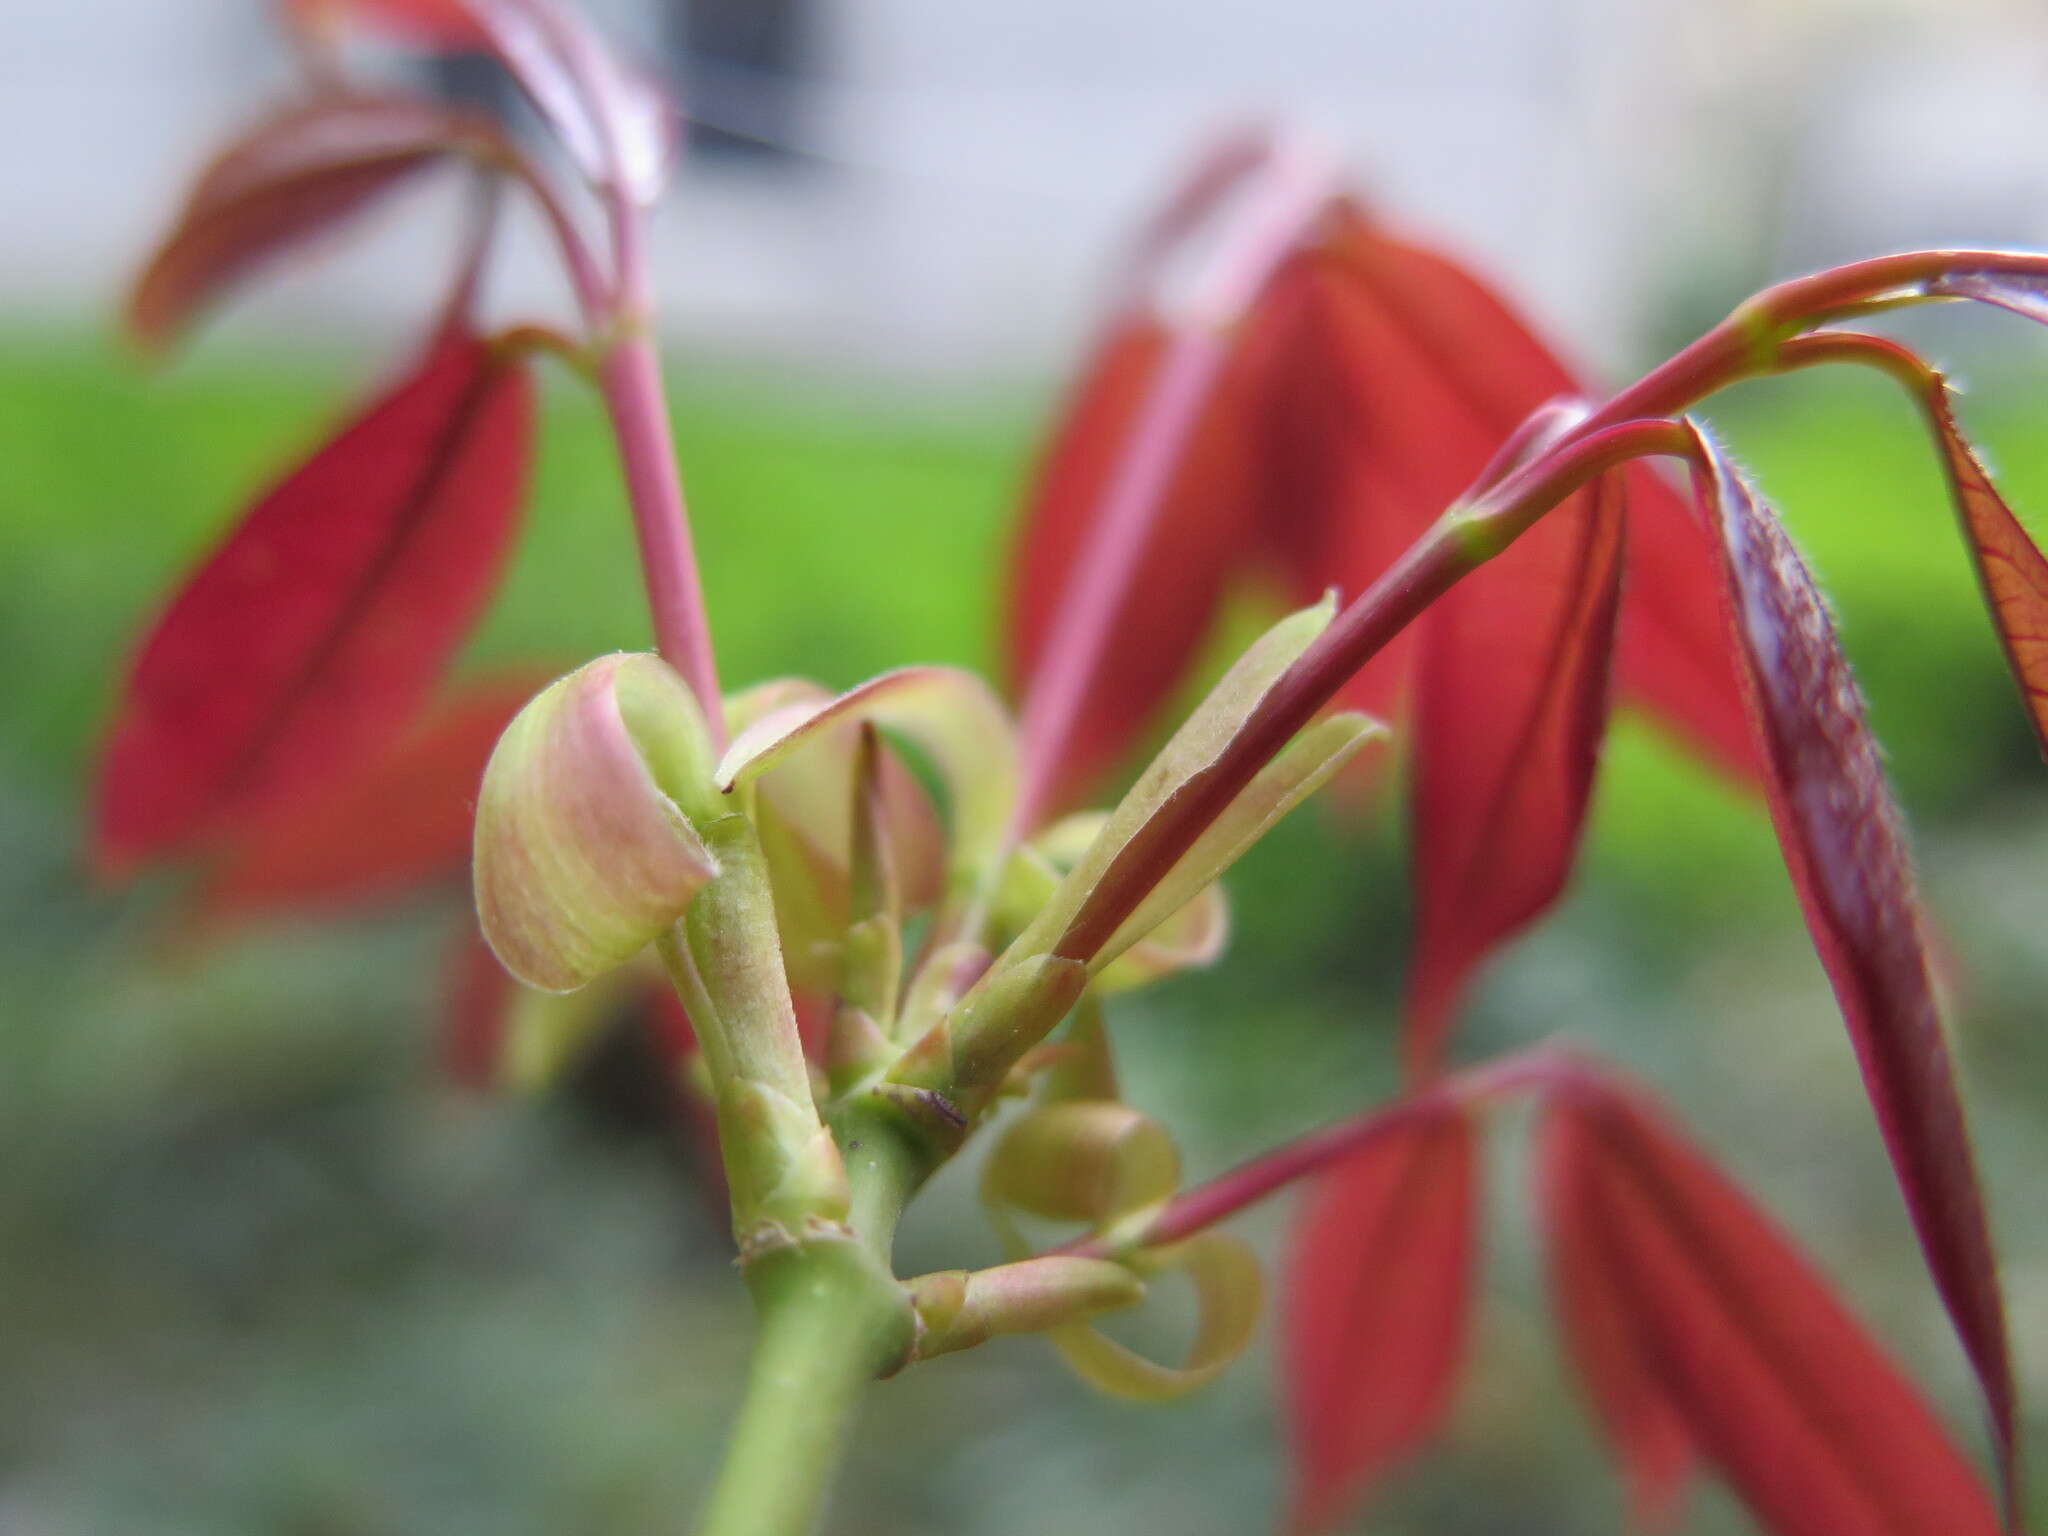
(4, 0, 2048, 378)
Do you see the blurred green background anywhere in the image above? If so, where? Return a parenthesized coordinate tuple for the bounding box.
(4, 308, 2047, 1536)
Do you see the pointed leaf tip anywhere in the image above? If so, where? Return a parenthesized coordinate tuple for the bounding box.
(1687, 427, 2018, 1507)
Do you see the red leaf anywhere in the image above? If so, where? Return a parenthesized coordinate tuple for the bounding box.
(1538, 1084, 1693, 1528)
(1403, 464, 1627, 1079)
(1687, 428, 2018, 1504)
(1921, 385, 2048, 758)
(1282, 1105, 1477, 1534)
(1250, 230, 1485, 725)
(129, 95, 499, 353)
(95, 326, 535, 876)
(1538, 1078, 2001, 1536)
(192, 675, 544, 920)
(1005, 318, 1267, 813)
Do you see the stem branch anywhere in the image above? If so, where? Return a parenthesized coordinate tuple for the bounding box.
(693, 1109, 924, 1536)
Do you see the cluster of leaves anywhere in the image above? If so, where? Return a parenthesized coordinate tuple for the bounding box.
(1007, 140, 2048, 1529)
(92, 2, 2048, 1533)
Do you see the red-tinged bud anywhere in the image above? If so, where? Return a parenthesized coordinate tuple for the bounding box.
(474, 653, 722, 992)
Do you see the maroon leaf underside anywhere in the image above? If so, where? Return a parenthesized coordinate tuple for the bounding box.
(129, 95, 494, 352)
(95, 326, 534, 875)
(1688, 432, 2017, 1504)
(1403, 471, 1626, 1079)
(1542, 1084, 2001, 1536)
(1283, 1107, 1477, 1534)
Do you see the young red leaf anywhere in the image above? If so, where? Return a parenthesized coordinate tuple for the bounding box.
(1282, 1105, 1477, 1534)
(191, 675, 543, 920)
(1006, 318, 1267, 814)
(128, 95, 506, 354)
(1538, 1083, 1693, 1529)
(1403, 463, 1626, 1080)
(1538, 1079, 2002, 1536)
(95, 326, 535, 876)
(1686, 428, 2018, 1503)
(1921, 384, 2048, 756)
(1006, 131, 1338, 825)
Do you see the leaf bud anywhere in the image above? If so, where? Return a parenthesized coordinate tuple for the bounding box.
(474, 653, 721, 992)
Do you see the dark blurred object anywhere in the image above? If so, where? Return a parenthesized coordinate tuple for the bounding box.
(661, 0, 813, 166)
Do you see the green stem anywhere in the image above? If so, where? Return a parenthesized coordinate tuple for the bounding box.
(692, 1111, 925, 1536)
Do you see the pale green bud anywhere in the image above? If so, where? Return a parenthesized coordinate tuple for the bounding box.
(474, 654, 722, 993)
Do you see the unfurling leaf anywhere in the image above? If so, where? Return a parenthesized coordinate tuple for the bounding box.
(1403, 470, 1626, 1078)
(1687, 428, 2017, 1502)
(193, 674, 544, 920)
(717, 667, 1015, 898)
(95, 325, 534, 874)
(1015, 596, 1359, 966)
(722, 679, 944, 994)
(1537, 1078, 2000, 1536)
(983, 1100, 1181, 1228)
(1049, 1233, 1263, 1404)
(1282, 1105, 1477, 1534)
(474, 653, 721, 992)
(129, 95, 508, 353)
(1000, 813, 1229, 992)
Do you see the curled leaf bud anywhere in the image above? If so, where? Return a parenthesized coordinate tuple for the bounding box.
(474, 654, 722, 992)
(983, 1100, 1181, 1227)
